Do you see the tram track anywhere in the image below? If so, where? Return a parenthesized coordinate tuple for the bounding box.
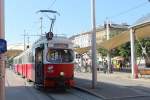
(24, 82, 42, 100)
(23, 79, 103, 100)
(23, 81, 150, 100)
(43, 87, 103, 100)
(44, 90, 98, 100)
(6, 68, 150, 100)
(68, 89, 99, 100)
(6, 69, 102, 100)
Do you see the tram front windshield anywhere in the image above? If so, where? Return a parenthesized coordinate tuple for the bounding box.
(46, 49, 74, 63)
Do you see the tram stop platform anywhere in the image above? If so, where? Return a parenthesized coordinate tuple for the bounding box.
(74, 72, 150, 100)
(5, 68, 51, 100)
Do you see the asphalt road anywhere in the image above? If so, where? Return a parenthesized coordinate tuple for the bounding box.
(6, 68, 150, 100)
(5, 69, 102, 100)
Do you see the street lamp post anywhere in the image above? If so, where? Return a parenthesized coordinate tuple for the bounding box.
(91, 0, 97, 88)
(0, 0, 5, 100)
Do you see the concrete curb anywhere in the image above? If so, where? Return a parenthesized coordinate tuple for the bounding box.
(73, 85, 106, 100)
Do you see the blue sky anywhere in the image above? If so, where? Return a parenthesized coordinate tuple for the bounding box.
(5, 0, 150, 45)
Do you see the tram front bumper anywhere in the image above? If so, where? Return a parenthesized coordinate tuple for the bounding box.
(44, 76, 74, 88)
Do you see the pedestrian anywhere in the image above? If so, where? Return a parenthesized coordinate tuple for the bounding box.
(110, 63, 114, 73)
(103, 60, 108, 73)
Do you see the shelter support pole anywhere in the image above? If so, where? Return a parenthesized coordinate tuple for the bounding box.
(107, 50, 111, 73)
(0, 0, 5, 100)
(106, 19, 111, 73)
(130, 28, 137, 79)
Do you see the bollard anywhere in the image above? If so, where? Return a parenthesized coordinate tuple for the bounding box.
(134, 64, 138, 79)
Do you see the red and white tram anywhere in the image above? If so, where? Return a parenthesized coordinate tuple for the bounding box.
(13, 35, 74, 89)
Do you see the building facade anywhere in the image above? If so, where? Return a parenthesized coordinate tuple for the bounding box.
(70, 23, 129, 50)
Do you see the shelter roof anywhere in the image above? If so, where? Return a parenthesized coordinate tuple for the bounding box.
(99, 14, 150, 50)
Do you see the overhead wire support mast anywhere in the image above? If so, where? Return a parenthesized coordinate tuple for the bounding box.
(91, 0, 97, 89)
(22, 33, 42, 50)
(24, 30, 26, 51)
(40, 17, 43, 35)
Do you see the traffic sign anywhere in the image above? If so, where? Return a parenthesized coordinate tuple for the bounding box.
(0, 39, 7, 54)
(46, 32, 53, 40)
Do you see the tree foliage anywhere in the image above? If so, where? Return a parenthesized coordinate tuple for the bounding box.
(135, 38, 150, 57)
(98, 38, 150, 61)
(97, 47, 107, 57)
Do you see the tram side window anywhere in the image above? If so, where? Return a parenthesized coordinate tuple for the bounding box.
(19, 58, 22, 64)
(32, 54, 35, 63)
(47, 50, 57, 63)
(31, 50, 35, 63)
(28, 52, 33, 63)
(22, 55, 25, 64)
(16, 59, 19, 64)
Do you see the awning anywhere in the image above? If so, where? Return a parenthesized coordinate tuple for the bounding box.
(99, 30, 129, 50)
(134, 23, 150, 39)
(74, 46, 91, 54)
(99, 22, 150, 50)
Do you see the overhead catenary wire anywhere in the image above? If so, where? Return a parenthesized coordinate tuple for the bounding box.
(48, 0, 57, 9)
(110, 1, 148, 20)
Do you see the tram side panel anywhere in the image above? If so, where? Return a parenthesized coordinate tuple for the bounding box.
(26, 64, 33, 81)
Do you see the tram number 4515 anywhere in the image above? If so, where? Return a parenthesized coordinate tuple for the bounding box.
(0, 39, 7, 54)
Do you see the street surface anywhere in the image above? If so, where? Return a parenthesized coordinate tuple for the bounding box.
(5, 69, 101, 100)
(5, 68, 150, 100)
(74, 71, 150, 100)
(5, 69, 50, 100)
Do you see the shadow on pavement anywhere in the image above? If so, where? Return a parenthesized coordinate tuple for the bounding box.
(75, 77, 150, 100)
(5, 86, 37, 100)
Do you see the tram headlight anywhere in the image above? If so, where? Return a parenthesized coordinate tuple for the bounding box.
(48, 66, 53, 73)
(60, 72, 64, 76)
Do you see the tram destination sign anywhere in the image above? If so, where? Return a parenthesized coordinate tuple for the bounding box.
(0, 39, 7, 54)
(54, 43, 68, 48)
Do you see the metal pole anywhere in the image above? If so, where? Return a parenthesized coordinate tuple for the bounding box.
(130, 28, 136, 78)
(24, 30, 26, 50)
(0, 0, 5, 100)
(91, 0, 97, 88)
(27, 36, 29, 47)
(106, 19, 111, 73)
(40, 17, 43, 35)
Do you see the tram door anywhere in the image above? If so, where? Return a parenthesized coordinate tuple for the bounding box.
(35, 47, 44, 85)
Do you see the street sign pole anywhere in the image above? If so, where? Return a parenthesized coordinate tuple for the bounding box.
(91, 0, 97, 88)
(0, 0, 5, 100)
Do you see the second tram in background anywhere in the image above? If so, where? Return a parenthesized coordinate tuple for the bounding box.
(13, 35, 75, 89)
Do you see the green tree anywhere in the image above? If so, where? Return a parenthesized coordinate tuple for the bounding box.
(135, 38, 150, 67)
(118, 42, 130, 58)
(97, 47, 107, 59)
